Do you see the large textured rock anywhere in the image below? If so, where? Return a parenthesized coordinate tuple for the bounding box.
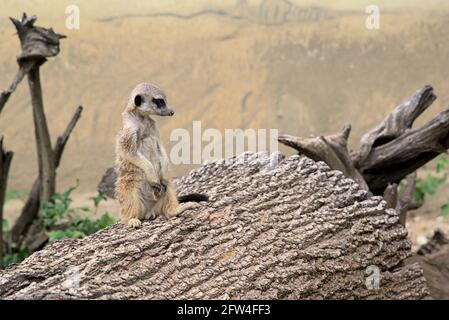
(0, 153, 429, 299)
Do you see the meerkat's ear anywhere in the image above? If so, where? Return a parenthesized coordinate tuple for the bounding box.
(134, 95, 143, 107)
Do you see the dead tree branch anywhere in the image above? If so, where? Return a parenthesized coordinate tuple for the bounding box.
(10, 13, 65, 204)
(356, 85, 436, 167)
(277, 86, 448, 215)
(27, 66, 56, 203)
(278, 124, 369, 191)
(0, 138, 14, 269)
(357, 108, 449, 194)
(0, 62, 34, 115)
(7, 106, 83, 247)
(397, 173, 418, 226)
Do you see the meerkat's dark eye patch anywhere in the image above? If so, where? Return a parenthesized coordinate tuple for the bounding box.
(152, 98, 166, 109)
(134, 95, 143, 107)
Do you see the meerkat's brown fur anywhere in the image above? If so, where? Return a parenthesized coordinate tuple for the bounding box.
(115, 83, 200, 228)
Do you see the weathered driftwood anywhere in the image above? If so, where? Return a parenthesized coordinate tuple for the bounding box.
(7, 106, 83, 248)
(0, 138, 14, 269)
(279, 86, 447, 196)
(28, 66, 56, 204)
(356, 85, 436, 167)
(0, 153, 429, 299)
(1, 13, 65, 115)
(10, 13, 64, 204)
(278, 124, 369, 192)
(97, 167, 117, 199)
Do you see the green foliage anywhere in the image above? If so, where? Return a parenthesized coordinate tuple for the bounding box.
(91, 192, 107, 212)
(40, 184, 78, 229)
(4, 189, 29, 204)
(2, 184, 116, 268)
(39, 185, 115, 242)
(2, 246, 29, 269)
(1, 220, 30, 269)
(47, 213, 115, 241)
(2, 218, 8, 234)
(436, 155, 449, 173)
(409, 155, 449, 217)
(441, 203, 449, 217)
(414, 173, 446, 204)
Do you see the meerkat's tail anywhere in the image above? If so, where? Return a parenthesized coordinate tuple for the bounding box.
(177, 193, 209, 203)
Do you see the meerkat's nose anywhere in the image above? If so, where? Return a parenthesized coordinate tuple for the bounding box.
(169, 110, 175, 116)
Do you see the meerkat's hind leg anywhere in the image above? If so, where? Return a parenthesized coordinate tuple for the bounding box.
(155, 184, 185, 218)
(119, 183, 146, 228)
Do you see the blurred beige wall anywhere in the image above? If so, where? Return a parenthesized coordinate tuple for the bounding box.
(1, 0, 449, 194)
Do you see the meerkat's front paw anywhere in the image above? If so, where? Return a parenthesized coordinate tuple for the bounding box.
(127, 218, 142, 228)
(150, 182, 165, 198)
(144, 210, 156, 220)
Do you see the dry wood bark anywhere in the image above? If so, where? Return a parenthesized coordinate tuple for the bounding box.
(27, 66, 56, 203)
(278, 124, 369, 191)
(0, 138, 14, 269)
(7, 106, 83, 247)
(0, 153, 429, 299)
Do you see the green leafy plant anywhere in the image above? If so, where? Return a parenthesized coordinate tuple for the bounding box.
(47, 213, 115, 240)
(91, 192, 107, 213)
(2, 218, 8, 234)
(1, 220, 30, 269)
(4, 189, 29, 204)
(441, 202, 449, 217)
(2, 246, 30, 269)
(2, 185, 116, 269)
(40, 184, 78, 229)
(413, 173, 447, 204)
(39, 186, 115, 241)
(409, 155, 449, 216)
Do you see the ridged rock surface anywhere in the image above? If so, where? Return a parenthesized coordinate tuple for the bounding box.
(0, 153, 429, 299)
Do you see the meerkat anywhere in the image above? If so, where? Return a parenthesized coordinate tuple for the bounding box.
(115, 82, 208, 228)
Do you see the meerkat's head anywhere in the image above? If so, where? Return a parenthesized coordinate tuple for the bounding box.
(126, 82, 174, 117)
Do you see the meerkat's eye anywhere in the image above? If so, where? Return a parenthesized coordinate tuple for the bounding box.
(134, 95, 143, 107)
(152, 98, 166, 109)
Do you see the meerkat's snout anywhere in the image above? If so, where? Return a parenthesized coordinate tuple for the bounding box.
(160, 106, 175, 117)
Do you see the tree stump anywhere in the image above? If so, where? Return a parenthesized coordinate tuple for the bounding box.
(0, 153, 429, 299)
